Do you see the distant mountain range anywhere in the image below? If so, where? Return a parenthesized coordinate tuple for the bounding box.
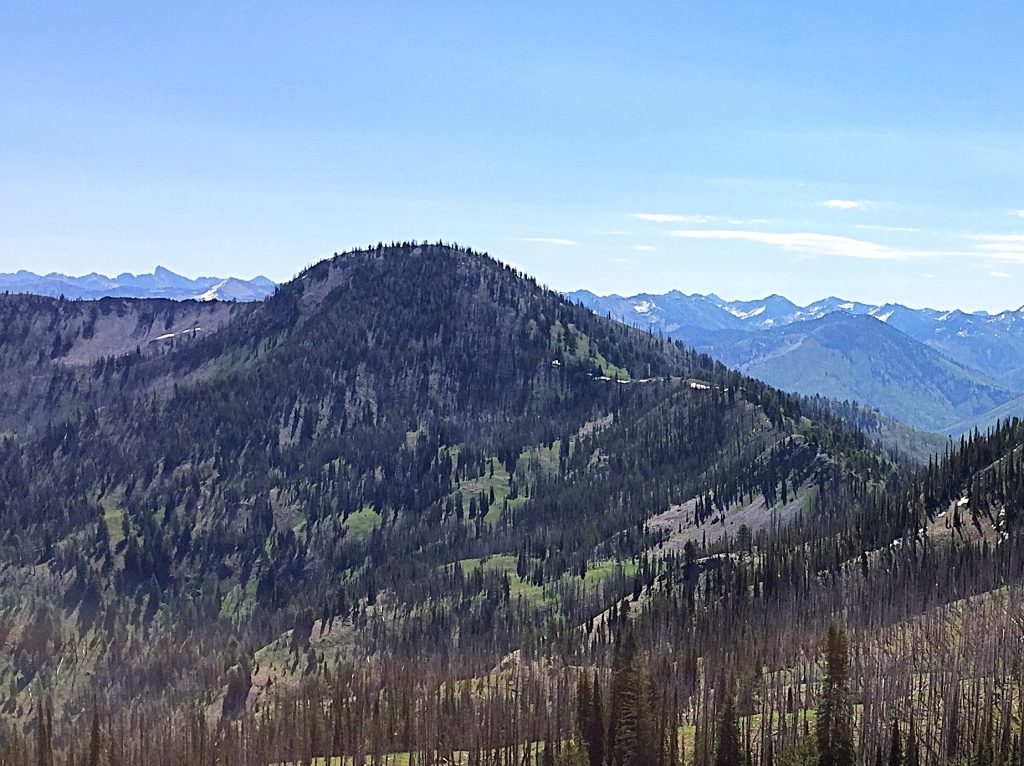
(569, 289, 1024, 434)
(0, 266, 276, 302)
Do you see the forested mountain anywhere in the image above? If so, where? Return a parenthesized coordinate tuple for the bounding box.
(0, 294, 250, 432)
(693, 313, 1017, 433)
(0, 266, 275, 302)
(0, 244, 1020, 766)
(571, 289, 1024, 434)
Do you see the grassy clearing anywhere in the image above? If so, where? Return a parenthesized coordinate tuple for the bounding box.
(516, 441, 564, 479)
(575, 333, 630, 380)
(99, 487, 126, 548)
(450, 555, 637, 607)
(550, 321, 631, 380)
(452, 554, 547, 604)
(405, 424, 427, 448)
(344, 506, 382, 539)
(581, 558, 639, 589)
(454, 456, 525, 526)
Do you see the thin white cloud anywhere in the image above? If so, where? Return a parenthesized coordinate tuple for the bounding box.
(854, 224, 923, 233)
(973, 234, 1024, 263)
(974, 234, 1024, 246)
(631, 245, 654, 251)
(595, 229, 628, 236)
(633, 213, 714, 223)
(823, 199, 870, 210)
(520, 237, 577, 246)
(669, 229, 941, 261)
(727, 218, 775, 225)
(989, 270, 1012, 279)
(1013, 209, 1024, 218)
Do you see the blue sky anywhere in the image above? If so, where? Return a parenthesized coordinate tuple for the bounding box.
(2, 2, 1024, 311)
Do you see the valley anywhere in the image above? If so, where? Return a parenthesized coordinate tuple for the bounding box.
(572, 289, 1024, 435)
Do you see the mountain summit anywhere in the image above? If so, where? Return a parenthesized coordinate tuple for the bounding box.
(0, 242, 892, 736)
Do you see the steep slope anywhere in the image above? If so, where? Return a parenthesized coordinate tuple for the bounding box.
(573, 289, 1024, 435)
(0, 294, 250, 431)
(699, 313, 1017, 433)
(895, 309, 1024, 389)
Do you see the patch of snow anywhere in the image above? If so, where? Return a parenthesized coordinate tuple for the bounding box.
(633, 300, 655, 314)
(197, 280, 228, 301)
(875, 311, 893, 322)
(154, 332, 176, 341)
(688, 380, 712, 390)
(839, 302, 854, 310)
(726, 305, 766, 319)
(957, 496, 969, 507)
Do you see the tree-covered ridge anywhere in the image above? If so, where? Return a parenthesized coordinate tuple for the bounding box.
(0, 243, 1016, 765)
(0, 293, 246, 432)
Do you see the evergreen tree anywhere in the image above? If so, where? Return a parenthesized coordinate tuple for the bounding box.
(887, 720, 901, 766)
(610, 632, 658, 766)
(577, 670, 605, 766)
(816, 621, 854, 766)
(544, 730, 556, 766)
(88, 701, 101, 766)
(904, 718, 919, 766)
(715, 694, 741, 766)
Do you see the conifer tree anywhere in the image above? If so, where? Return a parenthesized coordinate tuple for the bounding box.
(887, 720, 901, 766)
(715, 694, 741, 766)
(904, 719, 919, 766)
(577, 670, 605, 766)
(816, 621, 854, 766)
(35, 700, 53, 766)
(88, 702, 101, 766)
(610, 631, 658, 766)
(544, 730, 556, 766)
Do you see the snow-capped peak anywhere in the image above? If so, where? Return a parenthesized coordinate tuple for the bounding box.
(726, 305, 766, 319)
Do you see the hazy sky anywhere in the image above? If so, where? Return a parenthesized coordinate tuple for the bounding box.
(3, 2, 1024, 311)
